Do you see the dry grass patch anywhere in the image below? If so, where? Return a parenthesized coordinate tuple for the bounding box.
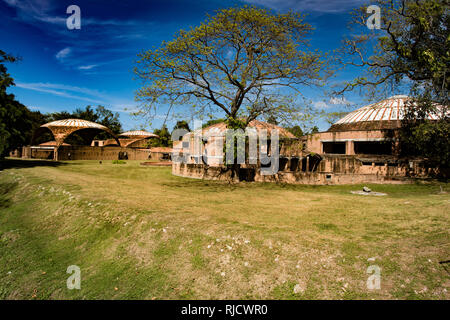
(0, 159, 448, 299)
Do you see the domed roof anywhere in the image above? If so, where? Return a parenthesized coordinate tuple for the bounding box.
(42, 119, 109, 130)
(35, 118, 120, 148)
(39, 141, 71, 147)
(119, 130, 159, 138)
(198, 120, 296, 139)
(329, 95, 445, 132)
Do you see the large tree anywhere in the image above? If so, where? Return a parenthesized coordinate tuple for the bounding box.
(134, 6, 330, 129)
(0, 50, 35, 158)
(337, 0, 449, 167)
(337, 0, 449, 103)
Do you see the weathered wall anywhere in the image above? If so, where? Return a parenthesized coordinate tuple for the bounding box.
(306, 130, 389, 155)
(22, 146, 152, 161)
(172, 155, 443, 185)
(149, 151, 171, 162)
(57, 146, 151, 160)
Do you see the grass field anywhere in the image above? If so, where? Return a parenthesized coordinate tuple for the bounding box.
(0, 159, 448, 299)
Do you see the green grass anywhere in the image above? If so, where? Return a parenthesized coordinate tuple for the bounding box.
(112, 160, 127, 165)
(0, 159, 448, 299)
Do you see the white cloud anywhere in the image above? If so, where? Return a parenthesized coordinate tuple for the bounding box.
(55, 47, 71, 61)
(241, 0, 365, 13)
(3, 0, 148, 27)
(313, 101, 330, 109)
(78, 65, 98, 70)
(16, 81, 104, 104)
(15, 81, 136, 113)
(329, 96, 352, 105)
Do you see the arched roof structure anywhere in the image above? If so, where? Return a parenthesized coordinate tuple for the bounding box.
(329, 95, 447, 132)
(119, 130, 159, 138)
(196, 120, 296, 139)
(33, 119, 120, 148)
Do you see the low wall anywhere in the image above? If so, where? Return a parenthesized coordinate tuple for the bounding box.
(22, 146, 152, 161)
(172, 162, 408, 184)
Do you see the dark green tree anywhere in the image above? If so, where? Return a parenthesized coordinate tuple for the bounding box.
(0, 50, 34, 158)
(266, 115, 279, 125)
(285, 125, 304, 138)
(310, 126, 319, 134)
(151, 124, 172, 147)
(45, 105, 123, 144)
(202, 118, 225, 128)
(172, 120, 190, 133)
(337, 0, 449, 167)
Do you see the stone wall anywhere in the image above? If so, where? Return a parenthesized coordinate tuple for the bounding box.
(172, 154, 443, 185)
(305, 130, 390, 155)
(21, 145, 152, 161)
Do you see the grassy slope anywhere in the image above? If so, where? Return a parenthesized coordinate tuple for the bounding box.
(0, 159, 448, 299)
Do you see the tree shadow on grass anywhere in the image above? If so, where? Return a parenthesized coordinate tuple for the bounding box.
(0, 158, 67, 171)
(0, 181, 18, 209)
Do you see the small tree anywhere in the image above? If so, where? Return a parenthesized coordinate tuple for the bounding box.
(151, 125, 172, 147)
(285, 125, 303, 138)
(172, 120, 190, 133)
(134, 6, 330, 129)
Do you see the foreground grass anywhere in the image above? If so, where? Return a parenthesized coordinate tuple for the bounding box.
(0, 159, 448, 299)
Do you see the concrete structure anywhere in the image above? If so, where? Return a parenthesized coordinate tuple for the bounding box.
(22, 120, 162, 161)
(307, 95, 446, 156)
(173, 96, 448, 184)
(32, 119, 120, 160)
(149, 147, 173, 161)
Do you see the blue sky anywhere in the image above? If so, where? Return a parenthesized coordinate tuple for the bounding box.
(1, 0, 373, 131)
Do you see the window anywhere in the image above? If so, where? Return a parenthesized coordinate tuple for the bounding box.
(322, 142, 346, 154)
(354, 141, 392, 155)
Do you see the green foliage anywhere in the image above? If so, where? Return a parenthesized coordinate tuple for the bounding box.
(398, 93, 449, 167)
(325, 111, 349, 126)
(112, 160, 126, 165)
(338, 1, 449, 166)
(338, 0, 449, 104)
(285, 125, 304, 138)
(38, 105, 123, 145)
(266, 114, 278, 125)
(202, 118, 225, 128)
(310, 126, 319, 134)
(0, 50, 36, 158)
(135, 6, 329, 125)
(172, 120, 190, 132)
(150, 125, 172, 147)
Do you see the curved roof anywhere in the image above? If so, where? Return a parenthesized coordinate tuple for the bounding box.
(198, 120, 296, 139)
(34, 118, 119, 148)
(119, 130, 159, 138)
(329, 95, 446, 132)
(41, 119, 109, 130)
(39, 141, 71, 147)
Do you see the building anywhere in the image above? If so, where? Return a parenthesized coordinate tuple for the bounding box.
(173, 96, 448, 184)
(22, 119, 160, 161)
(306, 95, 444, 156)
